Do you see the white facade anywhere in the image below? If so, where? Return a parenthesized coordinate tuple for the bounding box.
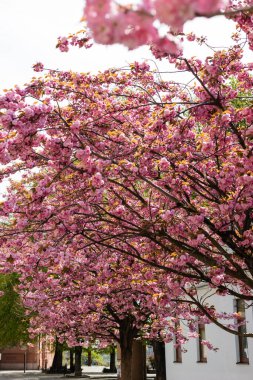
(165, 292, 253, 380)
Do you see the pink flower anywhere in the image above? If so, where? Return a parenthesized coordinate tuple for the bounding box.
(154, 0, 195, 29)
(211, 274, 225, 286)
(56, 37, 69, 52)
(196, 0, 227, 14)
(187, 33, 196, 41)
(160, 157, 170, 171)
(188, 331, 199, 338)
(114, 205, 126, 216)
(32, 62, 44, 72)
(70, 121, 81, 133)
(91, 172, 104, 188)
(151, 36, 180, 58)
(246, 125, 253, 138)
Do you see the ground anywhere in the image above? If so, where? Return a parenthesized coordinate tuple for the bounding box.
(0, 368, 155, 379)
(0, 369, 117, 380)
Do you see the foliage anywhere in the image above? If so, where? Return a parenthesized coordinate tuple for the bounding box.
(82, 350, 107, 366)
(0, 274, 30, 348)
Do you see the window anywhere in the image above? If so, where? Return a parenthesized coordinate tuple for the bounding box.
(235, 299, 249, 364)
(197, 324, 207, 363)
(174, 341, 182, 363)
(174, 322, 182, 363)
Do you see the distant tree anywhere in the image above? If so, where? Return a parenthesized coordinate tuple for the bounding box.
(0, 273, 30, 348)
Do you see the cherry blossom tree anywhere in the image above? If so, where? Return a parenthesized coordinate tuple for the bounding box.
(0, 2, 253, 378)
(0, 38, 253, 337)
(12, 229, 193, 380)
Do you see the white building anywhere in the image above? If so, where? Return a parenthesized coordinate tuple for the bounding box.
(166, 290, 253, 380)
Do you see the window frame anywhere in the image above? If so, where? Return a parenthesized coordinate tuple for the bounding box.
(197, 323, 207, 363)
(235, 299, 249, 365)
(173, 322, 182, 363)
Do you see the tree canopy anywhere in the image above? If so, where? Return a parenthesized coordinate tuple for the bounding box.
(0, 2, 253, 380)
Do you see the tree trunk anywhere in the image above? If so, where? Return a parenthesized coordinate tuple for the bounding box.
(118, 316, 139, 380)
(50, 338, 63, 373)
(87, 347, 92, 366)
(121, 345, 133, 380)
(132, 340, 146, 380)
(75, 346, 82, 377)
(70, 348, 75, 372)
(109, 345, 117, 373)
(153, 341, 166, 380)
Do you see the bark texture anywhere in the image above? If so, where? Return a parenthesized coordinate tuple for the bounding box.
(119, 317, 137, 380)
(132, 340, 146, 380)
(74, 346, 82, 377)
(153, 341, 166, 380)
(50, 338, 63, 373)
(110, 345, 117, 372)
(70, 348, 74, 372)
(87, 348, 92, 366)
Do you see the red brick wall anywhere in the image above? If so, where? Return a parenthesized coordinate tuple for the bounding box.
(0, 339, 54, 370)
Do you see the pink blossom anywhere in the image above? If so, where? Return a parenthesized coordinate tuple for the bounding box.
(114, 205, 126, 216)
(160, 157, 170, 171)
(32, 62, 44, 72)
(196, 0, 227, 14)
(56, 37, 69, 52)
(91, 172, 104, 188)
(154, 0, 195, 29)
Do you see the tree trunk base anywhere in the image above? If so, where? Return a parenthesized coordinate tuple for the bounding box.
(153, 341, 166, 380)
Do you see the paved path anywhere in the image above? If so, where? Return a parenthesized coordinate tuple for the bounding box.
(0, 370, 155, 380)
(0, 371, 117, 380)
(0, 371, 62, 380)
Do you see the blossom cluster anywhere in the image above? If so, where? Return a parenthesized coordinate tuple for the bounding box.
(81, 0, 253, 54)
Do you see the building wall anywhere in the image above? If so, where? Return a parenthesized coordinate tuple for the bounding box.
(165, 292, 253, 380)
(0, 338, 54, 371)
(0, 345, 39, 370)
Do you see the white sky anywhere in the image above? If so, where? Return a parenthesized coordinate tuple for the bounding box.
(0, 0, 244, 91)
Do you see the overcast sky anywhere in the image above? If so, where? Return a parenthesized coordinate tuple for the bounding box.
(0, 0, 243, 91)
